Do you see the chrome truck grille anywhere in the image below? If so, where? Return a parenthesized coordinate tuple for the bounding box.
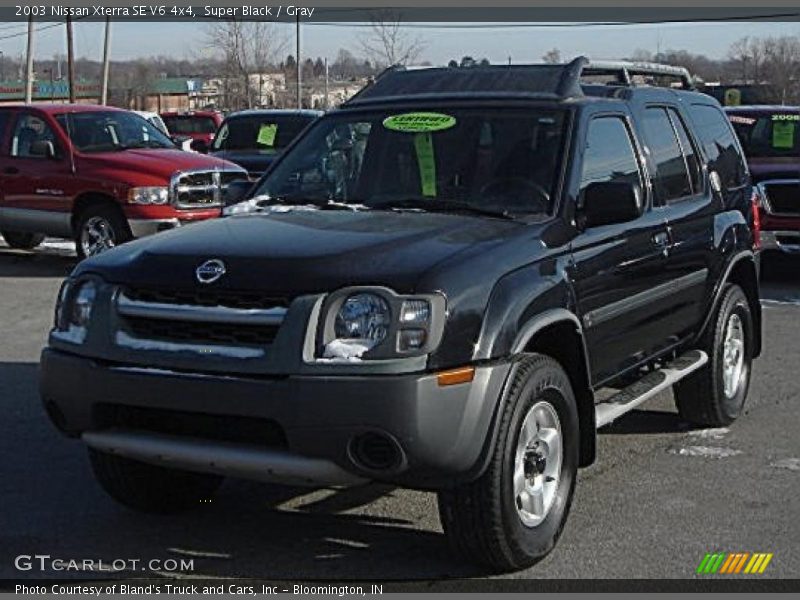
(759, 180, 800, 216)
(170, 168, 248, 209)
(115, 287, 288, 350)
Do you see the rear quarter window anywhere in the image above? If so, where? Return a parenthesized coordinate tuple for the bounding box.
(0, 111, 11, 154)
(688, 103, 748, 189)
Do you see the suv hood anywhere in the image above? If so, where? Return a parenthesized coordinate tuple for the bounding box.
(77, 149, 242, 183)
(209, 150, 280, 176)
(77, 209, 525, 294)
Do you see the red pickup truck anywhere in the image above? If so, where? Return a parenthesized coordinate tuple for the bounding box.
(0, 104, 246, 258)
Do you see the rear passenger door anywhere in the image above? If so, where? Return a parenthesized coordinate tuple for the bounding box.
(639, 105, 714, 340)
(570, 114, 674, 385)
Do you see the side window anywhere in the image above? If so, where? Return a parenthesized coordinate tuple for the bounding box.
(668, 108, 702, 196)
(0, 112, 10, 154)
(10, 114, 58, 159)
(641, 107, 692, 204)
(689, 103, 748, 189)
(579, 117, 642, 196)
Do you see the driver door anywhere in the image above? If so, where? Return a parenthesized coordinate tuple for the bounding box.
(569, 114, 673, 385)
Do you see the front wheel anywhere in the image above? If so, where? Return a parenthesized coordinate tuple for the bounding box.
(437, 354, 579, 571)
(674, 284, 753, 426)
(75, 205, 132, 259)
(1, 230, 45, 250)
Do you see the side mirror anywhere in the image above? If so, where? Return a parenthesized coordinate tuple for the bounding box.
(191, 139, 209, 154)
(223, 179, 254, 206)
(580, 181, 643, 228)
(29, 140, 56, 159)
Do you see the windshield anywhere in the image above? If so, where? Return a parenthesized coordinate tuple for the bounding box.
(163, 115, 218, 135)
(56, 111, 175, 153)
(250, 107, 567, 216)
(729, 111, 800, 158)
(212, 115, 314, 153)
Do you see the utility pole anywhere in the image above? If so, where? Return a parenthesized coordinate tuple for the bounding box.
(101, 17, 111, 105)
(295, 14, 301, 108)
(25, 15, 35, 103)
(66, 15, 75, 103)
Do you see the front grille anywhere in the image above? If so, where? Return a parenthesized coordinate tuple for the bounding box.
(93, 404, 288, 448)
(125, 287, 289, 311)
(124, 315, 279, 346)
(170, 169, 247, 209)
(763, 181, 800, 215)
(115, 286, 289, 352)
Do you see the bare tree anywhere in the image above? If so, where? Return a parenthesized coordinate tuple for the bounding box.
(205, 21, 288, 109)
(761, 36, 800, 103)
(358, 10, 425, 68)
(541, 48, 561, 64)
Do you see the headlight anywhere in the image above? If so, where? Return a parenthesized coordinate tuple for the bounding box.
(319, 288, 444, 361)
(71, 280, 97, 327)
(127, 186, 169, 205)
(53, 279, 97, 342)
(334, 293, 391, 345)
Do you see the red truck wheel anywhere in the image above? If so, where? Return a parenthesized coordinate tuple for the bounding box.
(75, 205, 132, 259)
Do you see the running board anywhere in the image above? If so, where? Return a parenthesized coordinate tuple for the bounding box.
(595, 350, 708, 429)
(83, 429, 367, 487)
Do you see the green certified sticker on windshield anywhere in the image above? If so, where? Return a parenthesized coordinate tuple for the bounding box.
(383, 112, 456, 133)
(257, 123, 278, 146)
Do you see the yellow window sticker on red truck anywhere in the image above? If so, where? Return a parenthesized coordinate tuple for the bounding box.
(383, 112, 456, 133)
(257, 123, 278, 146)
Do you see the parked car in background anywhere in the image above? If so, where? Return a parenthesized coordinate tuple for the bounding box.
(209, 109, 322, 179)
(0, 104, 247, 258)
(160, 110, 223, 153)
(726, 105, 800, 255)
(135, 110, 193, 152)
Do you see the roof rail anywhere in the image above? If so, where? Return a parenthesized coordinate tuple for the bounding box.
(583, 60, 695, 90)
(342, 56, 694, 107)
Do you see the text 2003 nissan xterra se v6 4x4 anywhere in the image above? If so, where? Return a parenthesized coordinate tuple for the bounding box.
(41, 59, 761, 571)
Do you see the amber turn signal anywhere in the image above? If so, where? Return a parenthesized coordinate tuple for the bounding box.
(436, 366, 475, 387)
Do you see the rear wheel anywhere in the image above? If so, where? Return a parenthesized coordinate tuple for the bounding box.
(674, 284, 753, 426)
(75, 204, 132, 259)
(1, 231, 45, 250)
(437, 354, 579, 571)
(89, 448, 223, 514)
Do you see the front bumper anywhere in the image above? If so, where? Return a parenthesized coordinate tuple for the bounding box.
(127, 218, 181, 238)
(761, 230, 800, 254)
(40, 348, 510, 489)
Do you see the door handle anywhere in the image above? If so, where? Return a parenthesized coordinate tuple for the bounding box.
(3, 166, 19, 175)
(652, 232, 669, 246)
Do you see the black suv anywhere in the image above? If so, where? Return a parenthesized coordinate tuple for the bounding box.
(41, 58, 761, 571)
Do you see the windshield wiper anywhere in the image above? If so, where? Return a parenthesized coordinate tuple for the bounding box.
(115, 141, 172, 150)
(372, 197, 515, 220)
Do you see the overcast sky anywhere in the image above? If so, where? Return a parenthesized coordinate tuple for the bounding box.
(0, 20, 798, 67)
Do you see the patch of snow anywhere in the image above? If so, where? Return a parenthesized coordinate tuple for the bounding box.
(320, 339, 372, 362)
(770, 458, 800, 471)
(669, 445, 742, 458)
(115, 331, 264, 359)
(688, 427, 730, 440)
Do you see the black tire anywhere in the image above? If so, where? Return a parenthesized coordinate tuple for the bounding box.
(74, 204, 132, 259)
(88, 448, 223, 514)
(674, 284, 753, 427)
(1, 230, 45, 250)
(437, 353, 579, 571)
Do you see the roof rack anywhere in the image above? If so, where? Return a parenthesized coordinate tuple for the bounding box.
(344, 56, 694, 106)
(582, 60, 695, 90)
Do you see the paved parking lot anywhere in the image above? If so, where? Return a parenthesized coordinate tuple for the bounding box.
(0, 240, 798, 581)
